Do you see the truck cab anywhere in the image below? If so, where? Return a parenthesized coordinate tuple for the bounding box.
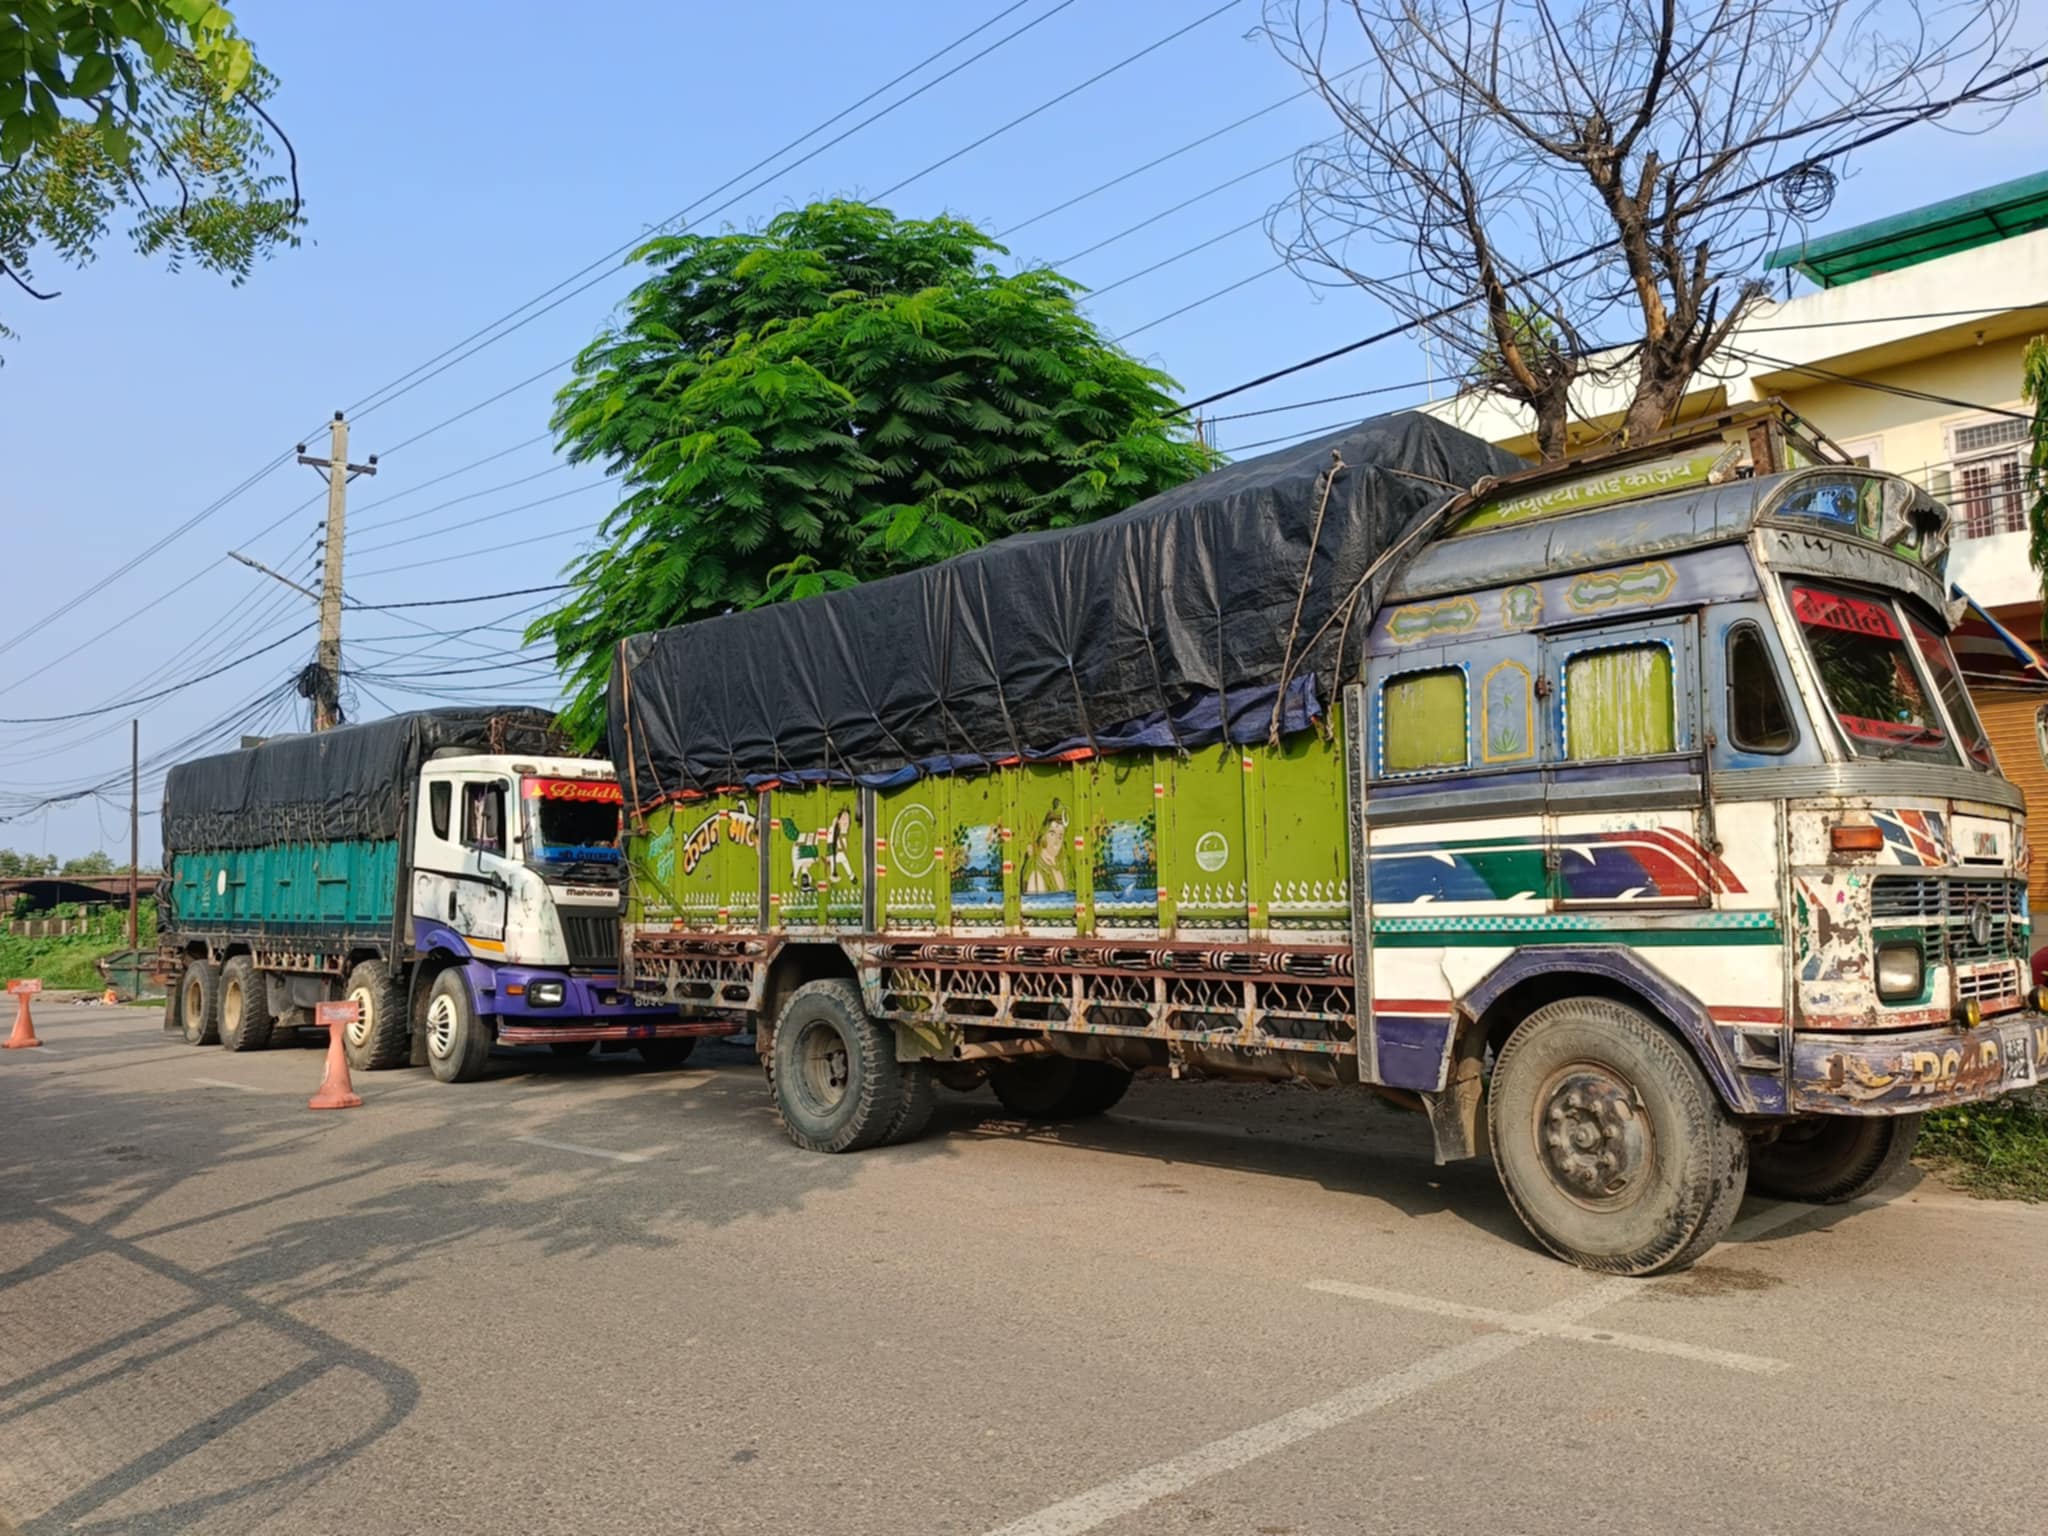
(407, 753, 726, 1072)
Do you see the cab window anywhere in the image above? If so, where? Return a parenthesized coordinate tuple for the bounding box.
(1725, 623, 1796, 754)
(429, 781, 452, 841)
(1564, 643, 1675, 760)
(461, 781, 506, 855)
(1380, 667, 1468, 775)
(1785, 583, 1956, 766)
(1907, 616, 1995, 770)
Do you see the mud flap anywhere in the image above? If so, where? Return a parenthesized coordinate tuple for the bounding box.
(1420, 1021, 1488, 1164)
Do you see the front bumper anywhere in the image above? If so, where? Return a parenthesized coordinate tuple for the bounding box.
(1792, 1011, 2047, 1115)
(474, 964, 743, 1045)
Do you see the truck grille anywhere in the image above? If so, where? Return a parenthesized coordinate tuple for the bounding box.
(559, 911, 619, 971)
(1869, 876, 2028, 961)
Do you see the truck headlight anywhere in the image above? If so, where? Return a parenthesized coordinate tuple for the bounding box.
(528, 980, 566, 1008)
(1876, 942, 1923, 1002)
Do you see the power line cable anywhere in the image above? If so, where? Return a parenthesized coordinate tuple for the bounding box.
(1054, 151, 1296, 265)
(0, 625, 317, 726)
(348, 0, 1087, 432)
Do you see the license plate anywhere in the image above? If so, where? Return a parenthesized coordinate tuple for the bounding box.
(2001, 1026, 2037, 1089)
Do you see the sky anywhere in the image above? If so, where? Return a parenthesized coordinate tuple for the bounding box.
(1, 0, 2044, 861)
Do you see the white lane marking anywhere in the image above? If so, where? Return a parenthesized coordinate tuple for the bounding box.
(190, 1076, 267, 1093)
(982, 1278, 1639, 1536)
(982, 1202, 1811, 1536)
(1305, 1280, 1788, 1375)
(512, 1135, 652, 1164)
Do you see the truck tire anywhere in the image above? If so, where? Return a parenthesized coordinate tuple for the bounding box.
(771, 979, 903, 1154)
(1488, 997, 1747, 1276)
(424, 968, 492, 1083)
(988, 1057, 1134, 1120)
(637, 1038, 697, 1069)
(179, 961, 220, 1047)
(881, 1062, 938, 1146)
(218, 956, 275, 1052)
(1749, 1114, 1922, 1204)
(342, 959, 411, 1071)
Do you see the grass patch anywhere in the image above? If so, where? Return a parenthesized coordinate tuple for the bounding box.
(0, 907, 155, 991)
(1920, 1096, 2048, 1201)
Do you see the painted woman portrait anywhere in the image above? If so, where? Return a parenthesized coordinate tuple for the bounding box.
(1024, 799, 1069, 896)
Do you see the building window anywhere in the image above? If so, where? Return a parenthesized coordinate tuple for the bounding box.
(1564, 644, 1675, 760)
(1944, 416, 2030, 539)
(1726, 624, 1797, 753)
(1380, 667, 1468, 774)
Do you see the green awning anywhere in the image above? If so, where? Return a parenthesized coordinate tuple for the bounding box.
(1764, 168, 2048, 288)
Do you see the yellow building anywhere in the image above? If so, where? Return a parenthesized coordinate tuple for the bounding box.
(1424, 171, 2048, 831)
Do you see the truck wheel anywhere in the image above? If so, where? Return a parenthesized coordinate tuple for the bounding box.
(217, 956, 275, 1052)
(424, 969, 492, 1083)
(342, 959, 410, 1071)
(1488, 997, 1747, 1276)
(989, 1057, 1133, 1120)
(1749, 1115, 1921, 1204)
(549, 1040, 595, 1059)
(881, 1062, 938, 1145)
(638, 1038, 697, 1069)
(771, 979, 903, 1154)
(179, 961, 220, 1046)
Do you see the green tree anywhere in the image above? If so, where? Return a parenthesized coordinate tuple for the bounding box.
(532, 199, 1219, 744)
(59, 849, 114, 874)
(0, 848, 57, 876)
(1, 1, 300, 350)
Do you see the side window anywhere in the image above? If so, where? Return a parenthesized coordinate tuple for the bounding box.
(429, 781, 452, 841)
(1725, 623, 1797, 754)
(461, 781, 506, 855)
(1380, 667, 1468, 775)
(1563, 643, 1675, 760)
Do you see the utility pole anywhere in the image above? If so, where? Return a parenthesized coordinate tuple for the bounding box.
(128, 717, 139, 954)
(296, 412, 377, 731)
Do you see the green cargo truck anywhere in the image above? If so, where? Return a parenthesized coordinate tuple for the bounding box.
(161, 707, 731, 1080)
(607, 408, 2048, 1273)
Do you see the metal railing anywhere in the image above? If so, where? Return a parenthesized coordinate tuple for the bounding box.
(1902, 454, 2032, 540)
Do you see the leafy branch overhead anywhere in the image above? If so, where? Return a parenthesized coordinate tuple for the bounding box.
(532, 200, 1218, 745)
(0, 0, 301, 346)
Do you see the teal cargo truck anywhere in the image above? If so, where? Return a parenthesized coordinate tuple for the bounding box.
(161, 707, 731, 1080)
(606, 408, 2048, 1274)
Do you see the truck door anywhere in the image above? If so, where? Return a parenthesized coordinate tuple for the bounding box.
(1538, 615, 1710, 909)
(412, 773, 511, 948)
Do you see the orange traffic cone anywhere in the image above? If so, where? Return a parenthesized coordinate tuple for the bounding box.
(3, 991, 43, 1050)
(308, 1016, 362, 1110)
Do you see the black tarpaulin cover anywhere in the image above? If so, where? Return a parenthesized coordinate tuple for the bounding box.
(162, 707, 561, 856)
(609, 413, 1523, 807)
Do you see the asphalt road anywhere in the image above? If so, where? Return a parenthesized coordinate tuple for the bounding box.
(3, 1005, 2044, 1536)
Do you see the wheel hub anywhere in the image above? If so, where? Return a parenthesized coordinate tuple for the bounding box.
(346, 988, 373, 1049)
(1536, 1066, 1649, 1206)
(427, 994, 458, 1059)
(795, 1022, 850, 1113)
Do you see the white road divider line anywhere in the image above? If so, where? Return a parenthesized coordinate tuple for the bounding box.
(190, 1077, 267, 1093)
(1305, 1279, 1789, 1375)
(512, 1135, 653, 1164)
(982, 1202, 1811, 1536)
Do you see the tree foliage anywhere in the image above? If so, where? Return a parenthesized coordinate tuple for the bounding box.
(533, 200, 1219, 744)
(0, 847, 56, 876)
(1, 0, 300, 351)
(1265, 0, 2031, 457)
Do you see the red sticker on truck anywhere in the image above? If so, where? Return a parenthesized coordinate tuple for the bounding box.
(527, 778, 623, 803)
(1791, 586, 1900, 640)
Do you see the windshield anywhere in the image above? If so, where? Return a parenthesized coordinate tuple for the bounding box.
(1785, 583, 1958, 767)
(1907, 615, 1995, 770)
(520, 777, 623, 878)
